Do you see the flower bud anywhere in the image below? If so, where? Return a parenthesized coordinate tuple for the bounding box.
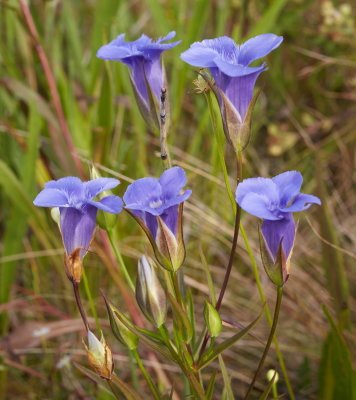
(64, 248, 83, 283)
(136, 256, 167, 327)
(203, 301, 222, 337)
(267, 369, 279, 383)
(102, 294, 139, 350)
(258, 223, 297, 286)
(83, 330, 114, 380)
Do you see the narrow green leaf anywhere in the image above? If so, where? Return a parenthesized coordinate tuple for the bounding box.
(318, 305, 356, 400)
(168, 293, 193, 343)
(198, 306, 265, 370)
(112, 307, 174, 361)
(219, 355, 235, 400)
(206, 370, 217, 400)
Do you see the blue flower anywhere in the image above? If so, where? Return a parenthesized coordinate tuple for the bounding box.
(181, 34, 283, 122)
(236, 171, 321, 262)
(34, 177, 123, 260)
(124, 167, 191, 271)
(97, 32, 180, 130)
(124, 167, 191, 239)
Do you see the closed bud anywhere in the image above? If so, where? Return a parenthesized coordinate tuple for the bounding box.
(64, 248, 83, 283)
(258, 223, 297, 287)
(267, 369, 279, 384)
(136, 256, 167, 327)
(83, 330, 114, 380)
(102, 294, 139, 350)
(204, 301, 222, 337)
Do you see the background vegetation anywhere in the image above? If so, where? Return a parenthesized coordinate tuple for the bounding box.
(0, 0, 355, 398)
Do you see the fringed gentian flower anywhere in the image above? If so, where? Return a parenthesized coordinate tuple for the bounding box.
(181, 34, 283, 151)
(124, 167, 191, 271)
(97, 32, 180, 131)
(34, 177, 123, 282)
(236, 171, 321, 285)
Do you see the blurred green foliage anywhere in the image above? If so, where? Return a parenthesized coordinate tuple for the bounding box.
(0, 0, 355, 399)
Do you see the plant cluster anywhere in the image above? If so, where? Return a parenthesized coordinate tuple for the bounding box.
(33, 31, 321, 399)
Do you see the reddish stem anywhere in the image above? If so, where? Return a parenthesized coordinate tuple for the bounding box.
(19, 0, 85, 178)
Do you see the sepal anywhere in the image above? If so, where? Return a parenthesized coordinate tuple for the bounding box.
(258, 222, 298, 286)
(129, 63, 161, 133)
(218, 86, 262, 152)
(102, 292, 139, 350)
(110, 304, 174, 361)
(126, 204, 186, 272)
(199, 70, 262, 152)
(64, 248, 83, 283)
(125, 209, 173, 271)
(83, 330, 114, 380)
(156, 203, 186, 272)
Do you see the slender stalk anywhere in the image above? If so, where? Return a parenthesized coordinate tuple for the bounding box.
(272, 378, 278, 399)
(128, 350, 138, 391)
(82, 268, 101, 332)
(132, 349, 161, 400)
(19, 0, 85, 178)
(241, 224, 295, 400)
(72, 282, 89, 331)
(108, 380, 122, 400)
(171, 271, 184, 307)
(205, 92, 236, 213)
(215, 152, 242, 311)
(205, 95, 294, 399)
(244, 286, 283, 400)
(158, 326, 207, 400)
(160, 88, 172, 169)
(107, 228, 135, 292)
(198, 153, 242, 363)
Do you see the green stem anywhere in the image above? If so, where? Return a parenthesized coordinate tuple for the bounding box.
(205, 93, 294, 399)
(132, 349, 161, 400)
(158, 326, 207, 400)
(108, 380, 122, 400)
(240, 224, 294, 400)
(82, 268, 101, 332)
(171, 271, 184, 307)
(272, 379, 278, 399)
(205, 92, 236, 213)
(244, 286, 283, 400)
(128, 349, 138, 391)
(107, 228, 135, 292)
(206, 76, 295, 400)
